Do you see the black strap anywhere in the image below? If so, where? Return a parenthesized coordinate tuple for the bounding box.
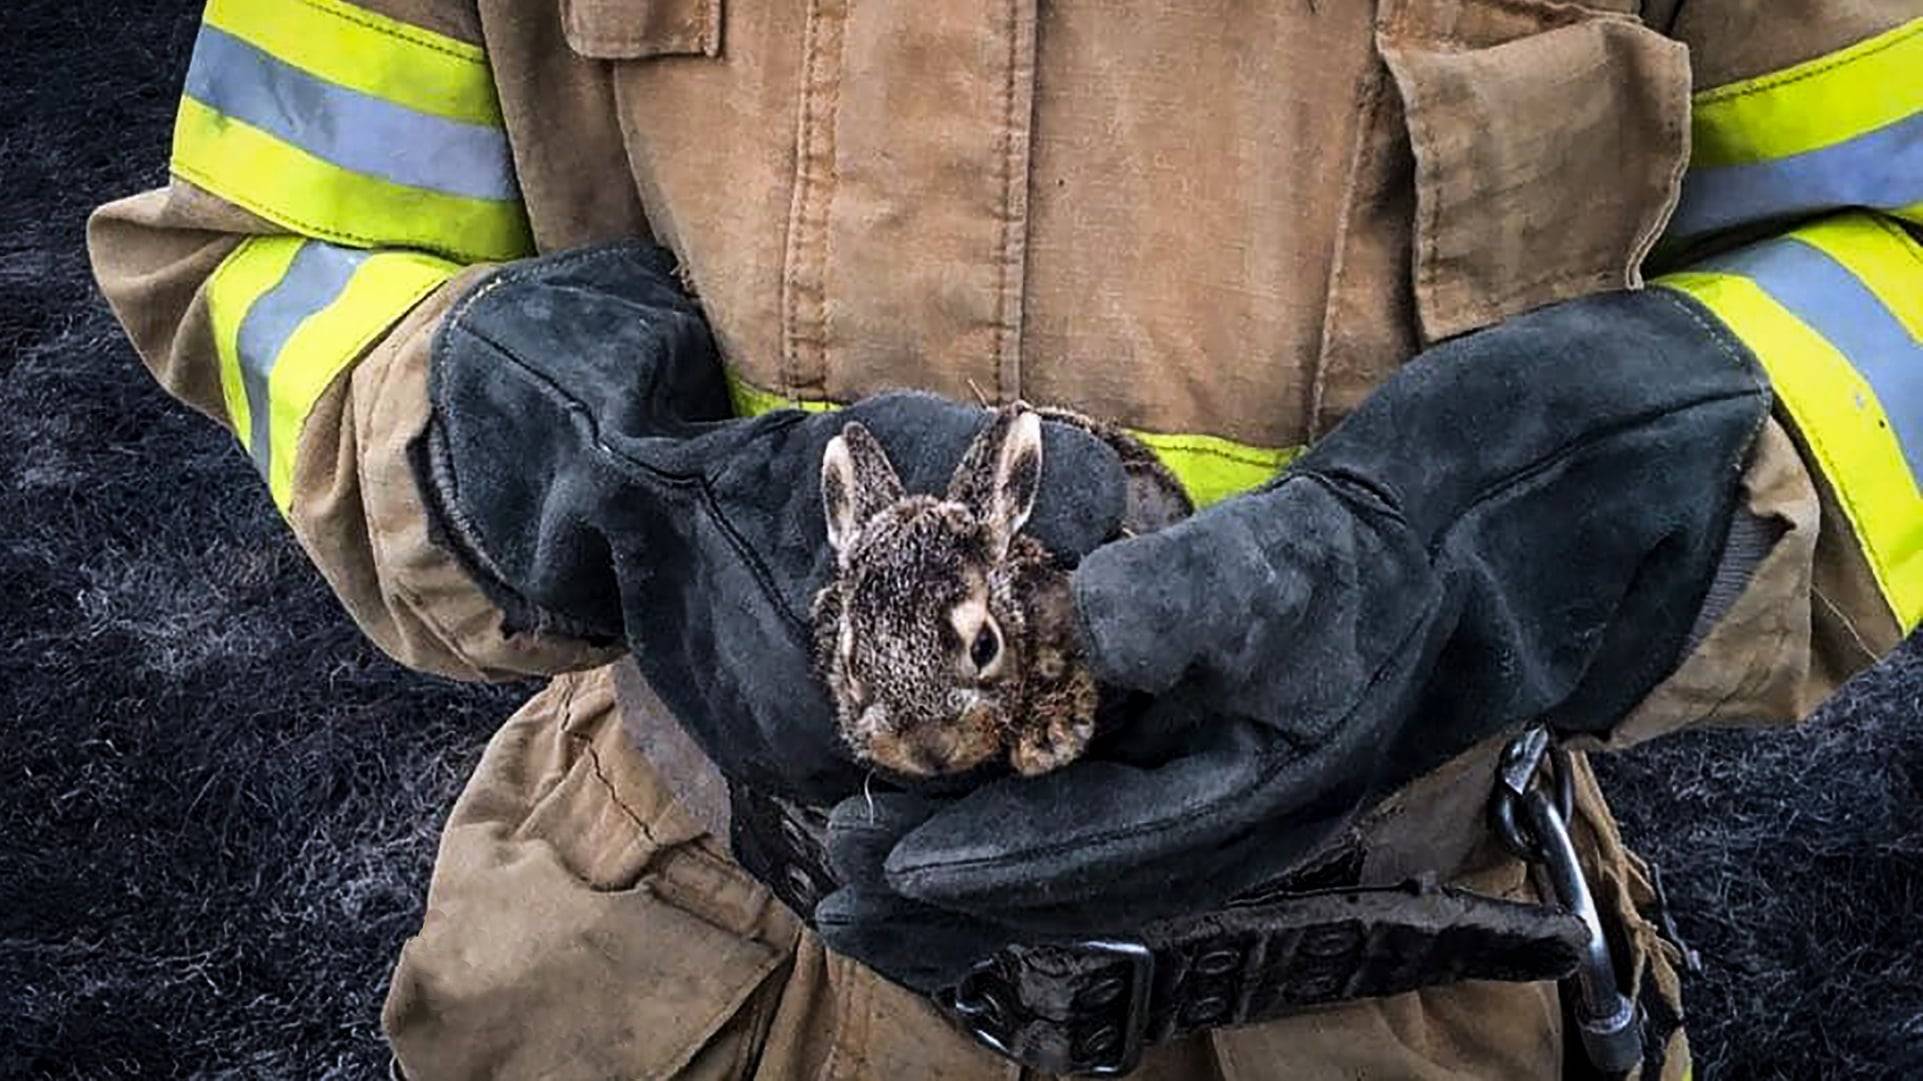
(729, 782, 1587, 1076)
(940, 883, 1587, 1075)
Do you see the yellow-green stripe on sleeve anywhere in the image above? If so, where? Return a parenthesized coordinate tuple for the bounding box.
(171, 0, 531, 263)
(1669, 18, 1923, 241)
(206, 237, 457, 512)
(1659, 213, 1923, 629)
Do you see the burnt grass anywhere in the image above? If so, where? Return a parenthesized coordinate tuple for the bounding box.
(3, 1, 1920, 1077)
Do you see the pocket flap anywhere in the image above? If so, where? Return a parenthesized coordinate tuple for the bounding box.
(562, 0, 721, 59)
(1380, 19, 1690, 343)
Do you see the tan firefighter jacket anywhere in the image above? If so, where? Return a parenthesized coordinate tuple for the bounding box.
(90, 0, 1923, 1076)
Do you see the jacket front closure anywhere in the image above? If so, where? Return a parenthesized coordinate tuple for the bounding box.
(778, 0, 1038, 408)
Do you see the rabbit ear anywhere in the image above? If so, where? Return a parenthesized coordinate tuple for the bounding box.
(823, 421, 905, 552)
(950, 407, 1043, 557)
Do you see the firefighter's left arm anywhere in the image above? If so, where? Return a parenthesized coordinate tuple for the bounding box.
(1594, 7, 1923, 747)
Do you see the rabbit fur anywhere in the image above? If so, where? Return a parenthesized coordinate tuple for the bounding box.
(813, 404, 1191, 778)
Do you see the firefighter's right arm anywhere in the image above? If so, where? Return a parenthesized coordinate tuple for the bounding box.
(89, 0, 615, 680)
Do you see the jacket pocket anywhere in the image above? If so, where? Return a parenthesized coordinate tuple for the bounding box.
(562, 0, 721, 60)
(1379, 15, 1690, 344)
(384, 668, 793, 1081)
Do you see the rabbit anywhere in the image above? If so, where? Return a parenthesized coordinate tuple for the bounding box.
(813, 403, 1192, 779)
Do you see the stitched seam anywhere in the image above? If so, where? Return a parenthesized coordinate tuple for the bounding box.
(989, 0, 1025, 402)
(447, 331, 711, 492)
(1695, 18, 1923, 105)
(285, 0, 486, 61)
(905, 587, 1440, 877)
(1449, 0, 1639, 31)
(1408, 63, 1445, 337)
(1141, 442, 1294, 466)
(573, 732, 662, 847)
(778, 0, 819, 381)
(779, 0, 837, 392)
(1669, 284, 1861, 546)
(1306, 63, 1388, 441)
(1451, 267, 1627, 328)
(1420, 252, 1655, 334)
(1651, 292, 1774, 509)
(809, 8, 843, 376)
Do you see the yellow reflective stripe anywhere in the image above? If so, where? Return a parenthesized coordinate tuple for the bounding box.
(206, 238, 455, 511)
(726, 373, 838, 417)
(206, 235, 306, 448)
(262, 250, 456, 509)
(172, 96, 530, 264)
(1128, 432, 1301, 509)
(1792, 215, 1923, 343)
(201, 0, 498, 125)
(1662, 270, 1921, 625)
(1659, 246, 1923, 630)
(726, 374, 1301, 509)
(1691, 17, 1923, 169)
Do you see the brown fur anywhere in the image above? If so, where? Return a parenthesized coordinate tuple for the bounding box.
(813, 405, 1181, 778)
(1029, 405, 1193, 535)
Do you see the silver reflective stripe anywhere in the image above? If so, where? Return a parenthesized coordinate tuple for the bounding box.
(1703, 237, 1923, 477)
(182, 25, 517, 202)
(236, 242, 370, 476)
(1670, 110, 1923, 239)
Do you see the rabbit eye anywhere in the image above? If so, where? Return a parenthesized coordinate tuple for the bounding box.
(970, 624, 1000, 670)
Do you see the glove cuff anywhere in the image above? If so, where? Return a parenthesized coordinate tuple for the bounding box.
(413, 244, 733, 641)
(409, 415, 617, 644)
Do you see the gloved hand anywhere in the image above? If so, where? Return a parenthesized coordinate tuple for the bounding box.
(416, 243, 1129, 806)
(819, 289, 1771, 985)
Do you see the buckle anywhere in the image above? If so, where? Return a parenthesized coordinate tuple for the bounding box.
(939, 938, 1154, 1077)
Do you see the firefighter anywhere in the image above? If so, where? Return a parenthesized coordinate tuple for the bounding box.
(91, 0, 1922, 1076)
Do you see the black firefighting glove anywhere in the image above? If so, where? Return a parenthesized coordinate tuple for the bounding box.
(819, 289, 1770, 986)
(414, 243, 1128, 807)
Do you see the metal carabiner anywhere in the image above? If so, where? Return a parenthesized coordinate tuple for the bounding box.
(1489, 725, 1573, 861)
(1522, 785, 1645, 1075)
(1491, 726, 1643, 1077)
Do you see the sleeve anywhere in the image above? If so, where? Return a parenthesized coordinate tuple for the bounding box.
(88, 0, 619, 681)
(1586, 6, 1923, 747)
